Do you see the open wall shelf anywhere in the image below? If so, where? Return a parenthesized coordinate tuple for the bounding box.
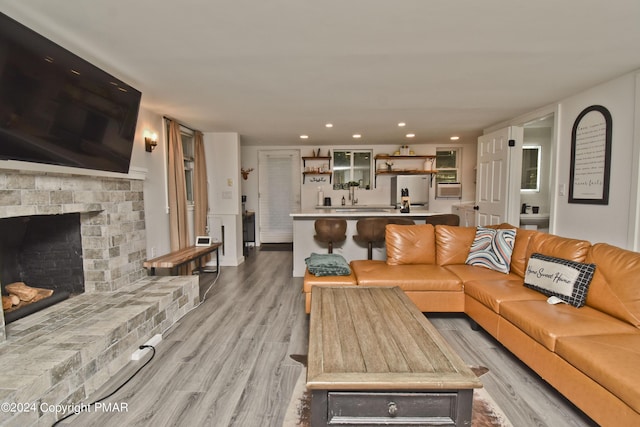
(302, 156, 332, 184)
(374, 154, 437, 186)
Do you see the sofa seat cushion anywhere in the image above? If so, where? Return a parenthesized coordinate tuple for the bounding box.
(351, 260, 462, 292)
(555, 333, 640, 413)
(445, 264, 522, 284)
(464, 279, 545, 313)
(303, 268, 357, 293)
(500, 300, 638, 351)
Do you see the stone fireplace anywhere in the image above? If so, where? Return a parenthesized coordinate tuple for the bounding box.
(0, 169, 147, 343)
(0, 168, 202, 426)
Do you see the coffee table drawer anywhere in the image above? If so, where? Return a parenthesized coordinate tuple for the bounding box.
(327, 391, 463, 425)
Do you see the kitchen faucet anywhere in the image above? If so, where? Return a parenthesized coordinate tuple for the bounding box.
(349, 186, 358, 205)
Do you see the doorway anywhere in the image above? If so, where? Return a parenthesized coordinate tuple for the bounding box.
(520, 114, 554, 232)
(475, 126, 524, 226)
(258, 150, 301, 243)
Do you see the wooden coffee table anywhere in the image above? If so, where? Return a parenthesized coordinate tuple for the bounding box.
(307, 286, 482, 426)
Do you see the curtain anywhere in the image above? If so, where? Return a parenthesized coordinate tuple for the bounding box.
(167, 119, 189, 273)
(193, 131, 210, 263)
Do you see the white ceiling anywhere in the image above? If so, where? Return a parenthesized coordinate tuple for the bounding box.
(2, 0, 639, 147)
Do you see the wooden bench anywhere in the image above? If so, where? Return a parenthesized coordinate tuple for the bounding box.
(144, 242, 221, 275)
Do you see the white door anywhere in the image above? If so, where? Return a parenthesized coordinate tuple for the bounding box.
(258, 150, 301, 243)
(476, 127, 523, 226)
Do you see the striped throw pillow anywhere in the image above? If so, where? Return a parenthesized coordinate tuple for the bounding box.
(465, 227, 516, 274)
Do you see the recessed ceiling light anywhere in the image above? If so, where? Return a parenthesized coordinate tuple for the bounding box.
(450, 136, 460, 141)
(352, 134, 362, 139)
(325, 123, 333, 128)
(300, 135, 309, 139)
(398, 122, 406, 127)
(406, 133, 415, 138)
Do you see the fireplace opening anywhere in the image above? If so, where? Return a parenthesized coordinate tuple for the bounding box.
(1, 213, 84, 323)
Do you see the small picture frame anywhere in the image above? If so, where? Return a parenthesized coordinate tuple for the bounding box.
(195, 236, 212, 246)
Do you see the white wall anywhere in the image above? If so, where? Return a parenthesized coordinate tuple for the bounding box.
(241, 142, 477, 246)
(489, 70, 640, 249)
(204, 132, 244, 266)
(554, 72, 639, 248)
(139, 118, 245, 266)
(138, 106, 171, 259)
(632, 73, 640, 250)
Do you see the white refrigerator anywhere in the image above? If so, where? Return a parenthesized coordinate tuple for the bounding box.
(390, 176, 430, 208)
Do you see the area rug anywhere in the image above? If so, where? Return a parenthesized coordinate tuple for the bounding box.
(283, 355, 513, 427)
(261, 243, 293, 251)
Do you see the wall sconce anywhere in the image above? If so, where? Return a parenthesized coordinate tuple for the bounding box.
(241, 167, 254, 180)
(144, 130, 158, 152)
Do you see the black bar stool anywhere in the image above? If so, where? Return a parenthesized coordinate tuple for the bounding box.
(424, 214, 460, 226)
(387, 218, 415, 226)
(353, 217, 389, 260)
(314, 218, 347, 253)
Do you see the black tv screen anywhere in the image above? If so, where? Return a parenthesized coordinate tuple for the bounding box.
(0, 12, 141, 174)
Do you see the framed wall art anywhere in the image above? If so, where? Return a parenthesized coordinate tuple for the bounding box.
(568, 105, 612, 205)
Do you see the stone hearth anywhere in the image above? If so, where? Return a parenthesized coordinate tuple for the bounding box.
(0, 275, 199, 426)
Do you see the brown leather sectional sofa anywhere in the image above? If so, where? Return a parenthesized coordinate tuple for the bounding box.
(302, 223, 640, 426)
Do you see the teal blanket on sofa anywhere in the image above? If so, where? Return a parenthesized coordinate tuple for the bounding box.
(305, 253, 351, 276)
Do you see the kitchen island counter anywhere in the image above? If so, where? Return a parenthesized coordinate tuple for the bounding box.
(290, 208, 446, 276)
(290, 206, 437, 217)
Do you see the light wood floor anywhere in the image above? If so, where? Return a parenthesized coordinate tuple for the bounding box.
(64, 248, 597, 427)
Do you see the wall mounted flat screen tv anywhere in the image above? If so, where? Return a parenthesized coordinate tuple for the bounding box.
(0, 12, 141, 174)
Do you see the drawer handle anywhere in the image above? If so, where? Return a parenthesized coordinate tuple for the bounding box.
(388, 401, 398, 417)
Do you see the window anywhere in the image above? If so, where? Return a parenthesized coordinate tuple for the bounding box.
(181, 130, 194, 203)
(332, 150, 372, 190)
(435, 149, 460, 183)
(521, 145, 541, 191)
(167, 123, 195, 203)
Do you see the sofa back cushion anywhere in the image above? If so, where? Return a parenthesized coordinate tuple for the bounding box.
(386, 223, 436, 265)
(585, 243, 640, 327)
(435, 225, 477, 265)
(525, 232, 591, 263)
(509, 228, 540, 278)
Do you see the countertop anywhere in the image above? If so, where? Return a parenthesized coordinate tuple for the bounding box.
(290, 206, 443, 217)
